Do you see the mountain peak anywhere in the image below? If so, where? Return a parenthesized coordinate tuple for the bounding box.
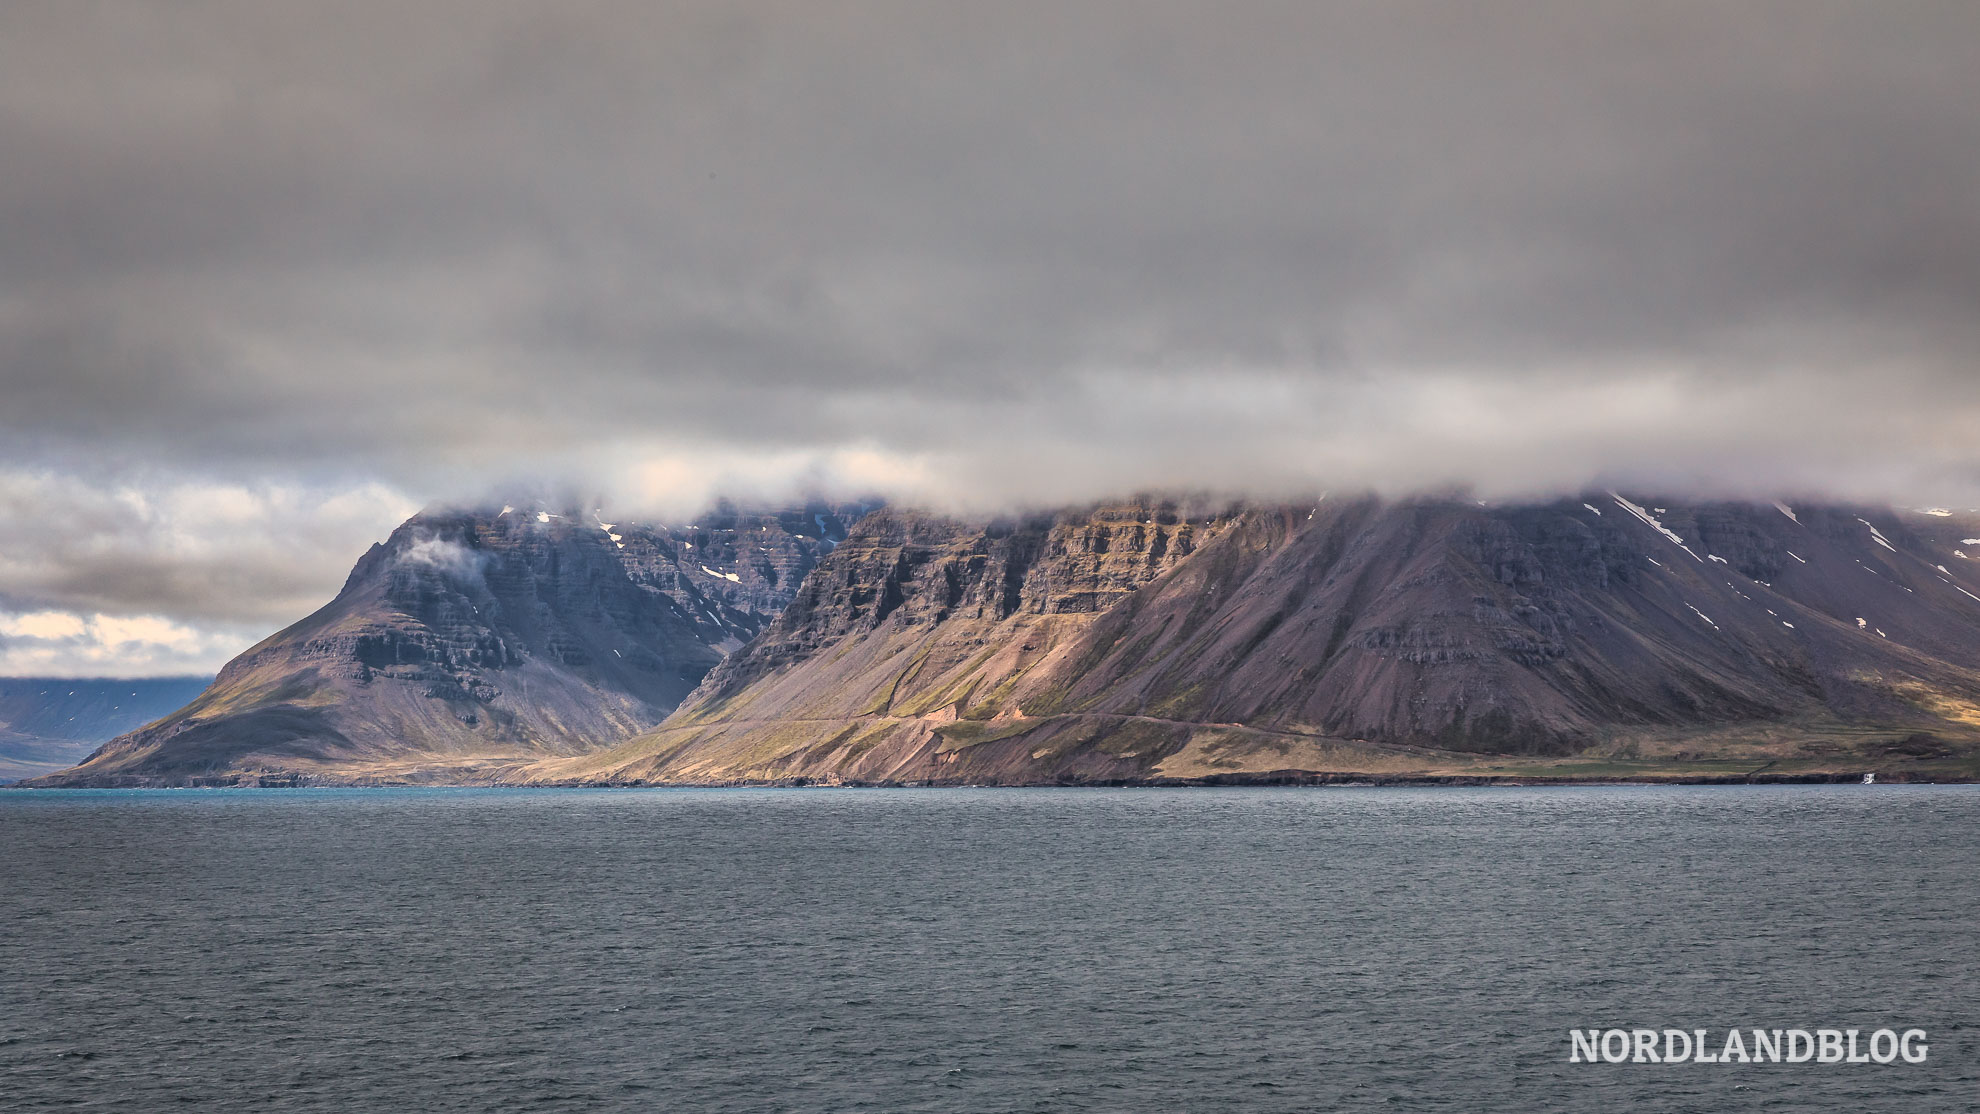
(28, 501, 872, 786)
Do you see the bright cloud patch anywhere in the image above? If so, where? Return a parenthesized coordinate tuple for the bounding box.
(0, 610, 89, 640)
(0, 471, 416, 676)
(0, 608, 254, 677)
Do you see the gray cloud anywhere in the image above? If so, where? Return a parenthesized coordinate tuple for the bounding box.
(3, 1, 1980, 670)
(0, 472, 417, 673)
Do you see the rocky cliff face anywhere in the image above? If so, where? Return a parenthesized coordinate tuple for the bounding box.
(541, 496, 1980, 785)
(683, 500, 1229, 701)
(28, 501, 869, 786)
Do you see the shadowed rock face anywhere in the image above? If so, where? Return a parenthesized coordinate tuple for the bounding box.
(26, 501, 869, 786)
(544, 496, 1980, 786)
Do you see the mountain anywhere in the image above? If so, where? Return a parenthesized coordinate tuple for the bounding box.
(26, 492, 1980, 789)
(26, 501, 869, 786)
(536, 495, 1980, 785)
(0, 677, 212, 783)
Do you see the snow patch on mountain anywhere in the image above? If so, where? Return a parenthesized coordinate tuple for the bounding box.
(1611, 494, 1702, 561)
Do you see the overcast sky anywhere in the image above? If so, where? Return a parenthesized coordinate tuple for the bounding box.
(4, 1, 1979, 675)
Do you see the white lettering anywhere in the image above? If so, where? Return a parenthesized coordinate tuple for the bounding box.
(1564, 1025, 1927, 1065)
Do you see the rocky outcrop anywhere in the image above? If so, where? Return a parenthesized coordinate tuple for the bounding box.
(25, 500, 870, 786)
(540, 496, 1980, 785)
(683, 500, 1228, 704)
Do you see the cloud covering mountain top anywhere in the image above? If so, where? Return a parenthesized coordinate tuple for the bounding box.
(4, 1, 1979, 672)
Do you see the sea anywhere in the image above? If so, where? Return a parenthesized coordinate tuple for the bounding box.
(2, 786, 1975, 1112)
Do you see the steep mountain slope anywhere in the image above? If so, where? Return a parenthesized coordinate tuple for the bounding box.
(540, 496, 1980, 785)
(28, 502, 867, 786)
(0, 677, 211, 783)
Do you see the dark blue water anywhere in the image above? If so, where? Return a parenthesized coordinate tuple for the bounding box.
(2, 786, 1975, 1112)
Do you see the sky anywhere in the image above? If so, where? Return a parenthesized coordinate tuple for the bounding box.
(3, 1, 1979, 675)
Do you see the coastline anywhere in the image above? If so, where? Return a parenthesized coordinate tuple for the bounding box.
(12, 769, 1970, 790)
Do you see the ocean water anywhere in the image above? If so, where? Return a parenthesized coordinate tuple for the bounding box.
(1, 786, 1975, 1112)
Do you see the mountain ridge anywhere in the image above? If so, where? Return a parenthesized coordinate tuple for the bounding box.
(23, 492, 1980, 788)
(529, 494, 1980, 786)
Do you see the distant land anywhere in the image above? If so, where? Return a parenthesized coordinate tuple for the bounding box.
(0, 677, 213, 783)
(21, 495, 1980, 788)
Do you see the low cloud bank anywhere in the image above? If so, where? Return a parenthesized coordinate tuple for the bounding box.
(4, 2, 1979, 671)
